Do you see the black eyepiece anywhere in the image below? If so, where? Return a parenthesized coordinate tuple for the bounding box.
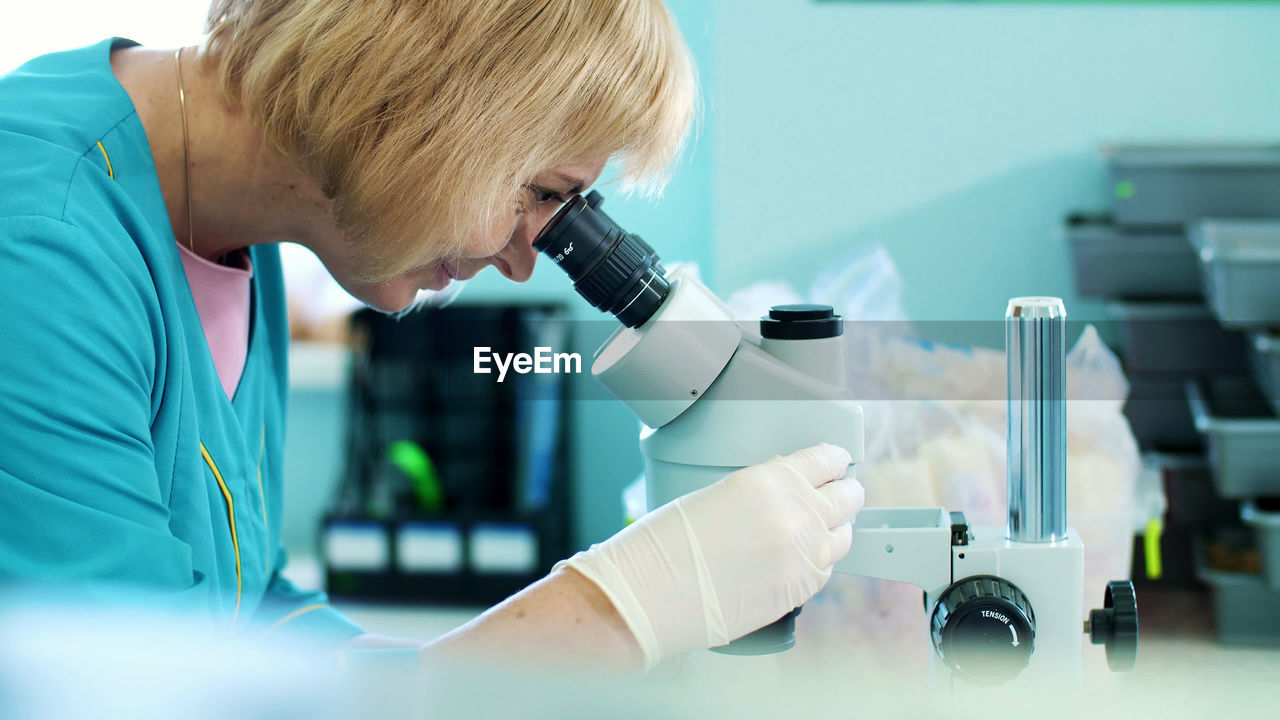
(533, 191, 669, 328)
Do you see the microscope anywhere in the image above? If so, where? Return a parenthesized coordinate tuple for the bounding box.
(534, 192, 1138, 686)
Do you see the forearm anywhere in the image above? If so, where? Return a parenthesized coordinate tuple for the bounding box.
(420, 566, 642, 671)
(381, 445, 859, 673)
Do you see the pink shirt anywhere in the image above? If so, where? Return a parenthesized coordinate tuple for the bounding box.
(178, 244, 253, 400)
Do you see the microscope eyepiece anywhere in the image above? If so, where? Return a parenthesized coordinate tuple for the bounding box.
(534, 191, 670, 328)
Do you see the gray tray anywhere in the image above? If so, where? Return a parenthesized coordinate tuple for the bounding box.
(1242, 501, 1280, 591)
(1186, 378, 1280, 499)
(1105, 144, 1280, 227)
(1251, 332, 1280, 416)
(1065, 214, 1200, 299)
(1188, 219, 1280, 329)
(1198, 563, 1280, 646)
(1126, 376, 1203, 451)
(1108, 301, 1248, 375)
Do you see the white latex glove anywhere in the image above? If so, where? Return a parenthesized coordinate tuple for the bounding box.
(556, 443, 864, 669)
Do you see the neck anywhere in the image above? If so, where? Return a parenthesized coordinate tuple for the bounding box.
(111, 46, 339, 262)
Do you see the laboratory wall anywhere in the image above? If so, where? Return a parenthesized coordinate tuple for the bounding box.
(707, 1, 1280, 325)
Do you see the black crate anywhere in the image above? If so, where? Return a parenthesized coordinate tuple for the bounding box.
(1108, 301, 1248, 376)
(325, 304, 574, 605)
(1125, 375, 1203, 452)
(1149, 453, 1240, 528)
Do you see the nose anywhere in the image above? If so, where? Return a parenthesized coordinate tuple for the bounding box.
(493, 212, 542, 282)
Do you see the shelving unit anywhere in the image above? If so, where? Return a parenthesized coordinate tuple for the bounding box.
(1067, 143, 1280, 645)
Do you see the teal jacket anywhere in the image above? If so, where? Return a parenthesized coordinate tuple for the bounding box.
(0, 39, 362, 643)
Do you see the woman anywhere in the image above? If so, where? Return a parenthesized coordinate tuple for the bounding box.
(0, 0, 863, 670)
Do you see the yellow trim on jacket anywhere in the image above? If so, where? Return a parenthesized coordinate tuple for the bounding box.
(200, 442, 242, 620)
(95, 141, 113, 179)
(263, 603, 331, 635)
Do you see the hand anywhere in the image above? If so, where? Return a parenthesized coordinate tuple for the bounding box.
(556, 443, 864, 668)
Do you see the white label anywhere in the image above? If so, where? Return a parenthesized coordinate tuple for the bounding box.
(470, 524, 538, 574)
(397, 524, 463, 573)
(325, 525, 389, 571)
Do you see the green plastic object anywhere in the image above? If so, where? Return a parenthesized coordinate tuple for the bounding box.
(1113, 179, 1136, 200)
(1144, 518, 1164, 581)
(387, 440, 444, 512)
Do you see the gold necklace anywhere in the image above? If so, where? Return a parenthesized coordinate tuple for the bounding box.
(174, 48, 194, 254)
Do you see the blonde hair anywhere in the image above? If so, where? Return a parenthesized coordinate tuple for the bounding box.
(202, 0, 696, 282)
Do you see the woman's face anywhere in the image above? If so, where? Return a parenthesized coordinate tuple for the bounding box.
(342, 158, 607, 313)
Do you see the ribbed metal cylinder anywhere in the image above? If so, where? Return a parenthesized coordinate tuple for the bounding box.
(1005, 297, 1068, 543)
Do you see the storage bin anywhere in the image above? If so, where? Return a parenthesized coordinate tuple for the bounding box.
(1108, 301, 1247, 375)
(1125, 376, 1202, 451)
(1242, 500, 1280, 591)
(1188, 219, 1280, 329)
(1197, 528, 1280, 647)
(1249, 332, 1280, 416)
(1186, 378, 1280, 499)
(1105, 144, 1280, 227)
(1065, 214, 1200, 299)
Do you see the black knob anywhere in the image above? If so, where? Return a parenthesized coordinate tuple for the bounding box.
(1088, 580, 1139, 672)
(712, 607, 802, 656)
(760, 304, 843, 340)
(931, 576, 1036, 685)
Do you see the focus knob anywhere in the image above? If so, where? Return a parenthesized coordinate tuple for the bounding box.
(1087, 580, 1139, 672)
(931, 576, 1036, 684)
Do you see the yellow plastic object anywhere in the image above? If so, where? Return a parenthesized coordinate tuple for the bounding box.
(1144, 517, 1164, 580)
(388, 440, 444, 512)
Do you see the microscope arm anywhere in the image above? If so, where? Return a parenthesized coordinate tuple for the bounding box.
(835, 507, 954, 595)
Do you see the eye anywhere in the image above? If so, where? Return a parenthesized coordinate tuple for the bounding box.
(522, 184, 567, 208)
